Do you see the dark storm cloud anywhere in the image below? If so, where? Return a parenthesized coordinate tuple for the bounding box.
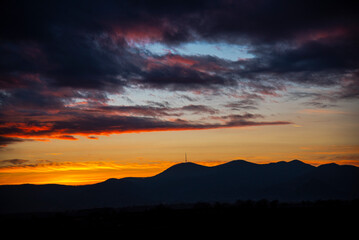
(224, 99, 259, 111)
(1, 88, 64, 110)
(1, 0, 358, 91)
(0, 31, 141, 91)
(97, 104, 218, 117)
(338, 71, 359, 99)
(1, 0, 358, 44)
(303, 101, 338, 109)
(0, 113, 291, 141)
(0, 136, 29, 147)
(97, 105, 176, 117)
(179, 105, 218, 115)
(238, 35, 359, 84)
(135, 65, 235, 90)
(0, 159, 29, 165)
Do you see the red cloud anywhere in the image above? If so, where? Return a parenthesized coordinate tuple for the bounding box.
(112, 23, 165, 44)
(146, 54, 198, 71)
(145, 53, 229, 76)
(0, 113, 291, 145)
(295, 27, 348, 45)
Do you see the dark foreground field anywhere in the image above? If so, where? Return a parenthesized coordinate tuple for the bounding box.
(1, 199, 358, 235)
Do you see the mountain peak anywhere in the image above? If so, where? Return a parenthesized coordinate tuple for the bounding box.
(266, 160, 314, 172)
(274, 159, 309, 166)
(167, 162, 204, 169)
(219, 159, 257, 167)
(288, 160, 316, 169)
(289, 159, 307, 165)
(318, 162, 340, 169)
(154, 162, 208, 178)
(230, 159, 255, 164)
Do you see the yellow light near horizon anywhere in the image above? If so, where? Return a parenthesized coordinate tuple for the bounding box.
(1, 154, 358, 185)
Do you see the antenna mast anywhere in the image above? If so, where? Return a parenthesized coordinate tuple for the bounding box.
(185, 152, 187, 163)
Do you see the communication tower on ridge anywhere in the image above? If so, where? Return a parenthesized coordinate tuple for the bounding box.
(185, 152, 187, 163)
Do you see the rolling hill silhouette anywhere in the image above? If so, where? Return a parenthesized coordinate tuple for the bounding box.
(1, 160, 358, 213)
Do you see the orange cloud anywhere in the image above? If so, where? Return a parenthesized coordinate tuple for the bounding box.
(1, 114, 291, 145)
(0, 122, 53, 132)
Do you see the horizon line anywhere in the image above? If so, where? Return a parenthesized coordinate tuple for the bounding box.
(1, 158, 356, 187)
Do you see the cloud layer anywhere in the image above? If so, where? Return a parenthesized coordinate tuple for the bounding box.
(1, 0, 358, 145)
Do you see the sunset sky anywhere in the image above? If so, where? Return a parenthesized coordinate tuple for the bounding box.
(1, 0, 358, 185)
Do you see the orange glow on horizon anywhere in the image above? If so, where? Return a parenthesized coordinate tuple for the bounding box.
(0, 160, 230, 185)
(1, 158, 357, 186)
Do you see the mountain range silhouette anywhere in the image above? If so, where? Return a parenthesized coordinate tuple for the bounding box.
(1, 160, 358, 213)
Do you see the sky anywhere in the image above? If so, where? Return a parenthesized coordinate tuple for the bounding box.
(0, 0, 359, 185)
